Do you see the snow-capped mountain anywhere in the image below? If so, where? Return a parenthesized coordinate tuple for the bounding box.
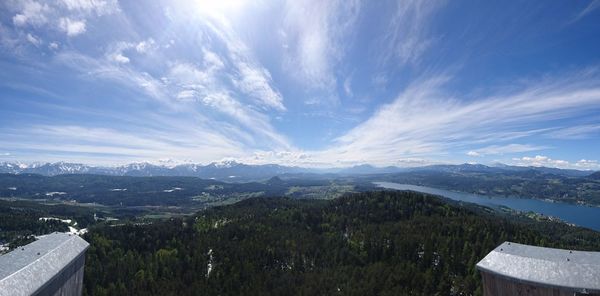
(0, 162, 94, 175)
(0, 162, 26, 174)
(112, 162, 172, 177)
(0, 161, 308, 181)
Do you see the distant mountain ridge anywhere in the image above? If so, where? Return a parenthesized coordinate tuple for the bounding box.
(409, 163, 593, 177)
(0, 161, 596, 181)
(589, 171, 600, 180)
(0, 161, 309, 181)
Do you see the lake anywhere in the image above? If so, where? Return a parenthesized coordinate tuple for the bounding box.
(375, 182, 600, 232)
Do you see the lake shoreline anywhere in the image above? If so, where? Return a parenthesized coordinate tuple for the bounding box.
(373, 182, 600, 208)
(375, 182, 600, 232)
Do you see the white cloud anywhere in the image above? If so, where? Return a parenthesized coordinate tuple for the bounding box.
(166, 61, 290, 149)
(466, 144, 547, 157)
(282, 0, 361, 91)
(26, 33, 42, 46)
(379, 0, 445, 65)
(59, 17, 86, 36)
(168, 61, 214, 95)
(54, 51, 173, 107)
(166, 5, 286, 110)
(135, 38, 156, 53)
(11, 1, 50, 27)
(511, 155, 600, 170)
(307, 70, 600, 166)
(202, 49, 224, 70)
(575, 159, 600, 169)
(205, 19, 286, 111)
(513, 155, 568, 167)
(231, 61, 285, 111)
(175, 90, 195, 100)
(13, 15, 28, 27)
(8, 0, 115, 38)
(48, 42, 59, 50)
(0, 124, 249, 165)
(55, 40, 289, 153)
(60, 0, 119, 16)
(467, 151, 481, 157)
(110, 53, 129, 63)
(105, 42, 135, 64)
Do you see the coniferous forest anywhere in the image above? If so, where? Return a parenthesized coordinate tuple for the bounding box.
(82, 191, 600, 296)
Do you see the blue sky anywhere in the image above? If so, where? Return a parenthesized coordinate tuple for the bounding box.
(1, 0, 600, 169)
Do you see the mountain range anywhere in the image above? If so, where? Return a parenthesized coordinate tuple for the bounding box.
(0, 160, 309, 181)
(0, 161, 596, 181)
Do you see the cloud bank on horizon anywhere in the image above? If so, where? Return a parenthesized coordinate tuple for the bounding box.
(1, 0, 600, 169)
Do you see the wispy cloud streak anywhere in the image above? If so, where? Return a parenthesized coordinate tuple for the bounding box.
(310, 70, 600, 166)
(378, 0, 445, 65)
(466, 144, 548, 157)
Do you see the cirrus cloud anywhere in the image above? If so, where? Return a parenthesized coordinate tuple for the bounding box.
(466, 144, 548, 157)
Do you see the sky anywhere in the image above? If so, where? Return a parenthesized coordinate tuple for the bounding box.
(1, 0, 600, 169)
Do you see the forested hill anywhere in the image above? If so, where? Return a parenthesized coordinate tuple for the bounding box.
(83, 191, 600, 296)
